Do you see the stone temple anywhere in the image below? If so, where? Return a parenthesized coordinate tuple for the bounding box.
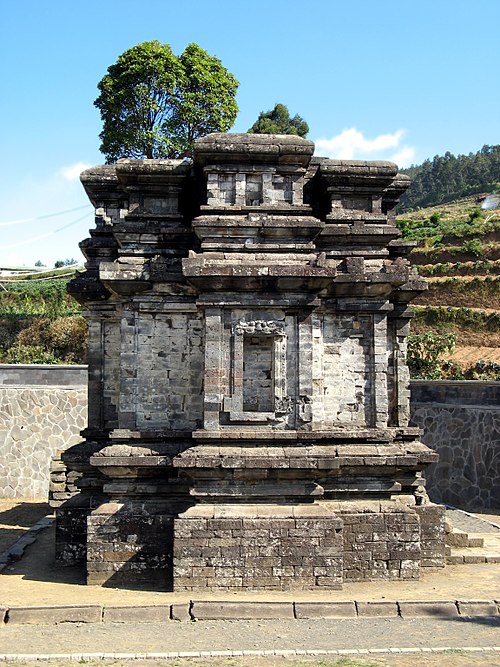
(57, 133, 445, 590)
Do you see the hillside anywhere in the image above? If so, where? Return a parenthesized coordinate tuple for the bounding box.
(397, 194, 500, 379)
(399, 144, 499, 211)
(0, 267, 87, 364)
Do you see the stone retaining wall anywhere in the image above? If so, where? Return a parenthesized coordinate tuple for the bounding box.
(0, 365, 87, 498)
(0, 364, 87, 386)
(410, 380, 500, 510)
(1, 368, 498, 508)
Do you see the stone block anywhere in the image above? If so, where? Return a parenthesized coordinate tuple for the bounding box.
(457, 600, 499, 616)
(6, 605, 102, 625)
(102, 605, 171, 623)
(446, 530, 469, 547)
(399, 601, 458, 618)
(294, 601, 356, 618)
(446, 555, 465, 564)
(190, 601, 294, 620)
(171, 603, 191, 621)
(464, 555, 486, 564)
(356, 601, 399, 617)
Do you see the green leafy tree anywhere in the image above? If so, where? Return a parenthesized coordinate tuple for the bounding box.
(54, 259, 77, 268)
(95, 41, 239, 162)
(247, 103, 309, 137)
(407, 331, 455, 379)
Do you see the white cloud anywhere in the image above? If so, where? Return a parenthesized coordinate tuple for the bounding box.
(59, 161, 92, 182)
(389, 146, 416, 168)
(314, 128, 415, 167)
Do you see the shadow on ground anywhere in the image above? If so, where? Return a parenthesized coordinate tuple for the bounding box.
(0, 500, 50, 554)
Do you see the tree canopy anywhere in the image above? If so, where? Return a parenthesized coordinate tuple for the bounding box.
(399, 145, 500, 211)
(247, 103, 309, 137)
(95, 41, 239, 162)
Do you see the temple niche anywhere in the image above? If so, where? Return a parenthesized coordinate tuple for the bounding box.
(57, 133, 445, 590)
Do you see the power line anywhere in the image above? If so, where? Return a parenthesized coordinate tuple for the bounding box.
(0, 271, 78, 284)
(0, 212, 92, 250)
(0, 205, 91, 227)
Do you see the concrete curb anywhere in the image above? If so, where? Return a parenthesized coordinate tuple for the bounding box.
(0, 599, 498, 625)
(0, 646, 500, 661)
(0, 516, 54, 573)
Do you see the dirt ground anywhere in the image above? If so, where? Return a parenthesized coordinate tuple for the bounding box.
(450, 345, 500, 365)
(0, 498, 50, 553)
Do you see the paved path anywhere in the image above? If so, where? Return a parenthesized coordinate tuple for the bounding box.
(1, 617, 500, 661)
(448, 508, 500, 534)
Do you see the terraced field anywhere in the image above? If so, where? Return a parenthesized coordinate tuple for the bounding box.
(398, 195, 500, 378)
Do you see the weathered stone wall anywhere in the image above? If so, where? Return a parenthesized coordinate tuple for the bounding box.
(0, 365, 87, 498)
(0, 364, 87, 386)
(339, 502, 422, 582)
(410, 380, 500, 510)
(174, 505, 343, 590)
(318, 313, 374, 426)
(134, 311, 204, 430)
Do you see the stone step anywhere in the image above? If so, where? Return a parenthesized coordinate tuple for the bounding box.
(445, 534, 500, 565)
(446, 528, 484, 548)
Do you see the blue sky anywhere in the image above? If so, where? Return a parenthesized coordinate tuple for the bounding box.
(1, 0, 498, 267)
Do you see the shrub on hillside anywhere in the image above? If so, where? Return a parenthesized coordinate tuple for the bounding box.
(460, 238, 483, 257)
(46, 316, 88, 363)
(0, 317, 24, 355)
(5, 345, 61, 364)
(407, 331, 455, 379)
(11, 315, 88, 364)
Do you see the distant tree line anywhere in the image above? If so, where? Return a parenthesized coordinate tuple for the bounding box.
(398, 145, 500, 211)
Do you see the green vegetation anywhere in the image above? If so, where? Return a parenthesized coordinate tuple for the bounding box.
(415, 277, 500, 310)
(399, 144, 499, 211)
(0, 277, 80, 318)
(95, 40, 239, 161)
(0, 271, 86, 364)
(416, 259, 500, 277)
(407, 331, 455, 379)
(397, 179, 500, 379)
(247, 103, 309, 137)
(413, 305, 500, 332)
(408, 306, 500, 380)
(396, 205, 499, 246)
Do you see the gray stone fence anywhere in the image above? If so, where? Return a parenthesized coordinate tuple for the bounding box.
(0, 365, 87, 498)
(410, 380, 500, 510)
(0, 366, 498, 509)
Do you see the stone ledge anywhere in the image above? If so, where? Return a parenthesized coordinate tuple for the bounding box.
(190, 601, 294, 620)
(102, 605, 172, 623)
(0, 516, 54, 573)
(6, 605, 103, 625)
(398, 600, 459, 618)
(356, 601, 399, 617)
(1, 599, 498, 624)
(294, 601, 356, 618)
(457, 600, 499, 616)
